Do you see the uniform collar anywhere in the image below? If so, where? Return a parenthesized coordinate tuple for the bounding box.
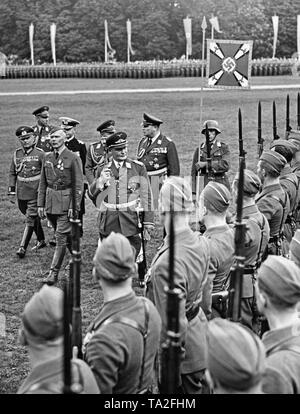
(262, 321, 300, 354)
(66, 135, 75, 142)
(204, 224, 231, 236)
(113, 159, 124, 169)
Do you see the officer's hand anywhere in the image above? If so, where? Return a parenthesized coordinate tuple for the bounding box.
(195, 161, 207, 171)
(38, 207, 46, 219)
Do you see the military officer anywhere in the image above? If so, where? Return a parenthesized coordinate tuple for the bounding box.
(256, 150, 290, 257)
(137, 113, 180, 209)
(83, 233, 161, 394)
(89, 131, 154, 258)
(60, 116, 87, 236)
(8, 126, 46, 258)
(191, 120, 231, 198)
(145, 176, 211, 394)
(85, 119, 116, 186)
(38, 127, 84, 285)
(231, 169, 270, 333)
(270, 139, 299, 244)
(256, 256, 300, 394)
(197, 181, 235, 319)
(32, 105, 54, 153)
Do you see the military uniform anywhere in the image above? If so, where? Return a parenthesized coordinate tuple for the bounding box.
(8, 126, 46, 257)
(33, 124, 54, 152)
(84, 292, 161, 394)
(85, 120, 116, 186)
(38, 141, 84, 284)
(146, 228, 210, 394)
(90, 157, 154, 256)
(137, 113, 180, 209)
(191, 141, 230, 193)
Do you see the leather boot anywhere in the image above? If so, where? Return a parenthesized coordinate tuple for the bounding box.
(42, 245, 66, 285)
(17, 226, 34, 258)
(32, 218, 46, 250)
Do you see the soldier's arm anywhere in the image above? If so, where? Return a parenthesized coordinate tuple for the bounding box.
(210, 143, 230, 174)
(167, 141, 180, 176)
(256, 197, 275, 221)
(139, 164, 154, 226)
(37, 159, 47, 207)
(200, 250, 219, 318)
(85, 145, 95, 186)
(8, 154, 17, 193)
(74, 156, 84, 212)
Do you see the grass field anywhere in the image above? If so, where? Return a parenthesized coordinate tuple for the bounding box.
(1, 75, 300, 393)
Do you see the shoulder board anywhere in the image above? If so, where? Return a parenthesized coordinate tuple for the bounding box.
(77, 139, 85, 145)
(16, 147, 23, 152)
(35, 147, 44, 152)
(200, 143, 205, 149)
(164, 136, 172, 142)
(217, 141, 222, 147)
(131, 159, 144, 166)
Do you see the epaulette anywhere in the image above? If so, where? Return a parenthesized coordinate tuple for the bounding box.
(35, 147, 44, 152)
(16, 147, 23, 153)
(165, 136, 172, 142)
(217, 141, 222, 147)
(200, 143, 205, 149)
(77, 139, 85, 145)
(132, 159, 144, 166)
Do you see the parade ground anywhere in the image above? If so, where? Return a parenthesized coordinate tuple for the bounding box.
(1, 74, 300, 393)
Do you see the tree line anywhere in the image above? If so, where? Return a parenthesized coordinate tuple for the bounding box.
(0, 0, 299, 64)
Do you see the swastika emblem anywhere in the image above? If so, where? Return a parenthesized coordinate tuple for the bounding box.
(222, 57, 236, 73)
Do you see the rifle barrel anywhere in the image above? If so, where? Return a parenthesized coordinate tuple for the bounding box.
(273, 101, 277, 140)
(286, 94, 290, 132)
(63, 283, 72, 394)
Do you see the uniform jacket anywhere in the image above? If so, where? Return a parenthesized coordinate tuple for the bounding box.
(65, 135, 87, 175)
(255, 183, 290, 237)
(32, 124, 54, 153)
(280, 165, 299, 213)
(262, 321, 300, 394)
(239, 205, 269, 298)
(90, 158, 154, 237)
(9, 146, 44, 200)
(38, 147, 83, 214)
(146, 228, 210, 374)
(17, 357, 99, 394)
(191, 140, 230, 193)
(84, 292, 161, 394)
(85, 141, 107, 185)
(137, 133, 180, 177)
(202, 224, 235, 295)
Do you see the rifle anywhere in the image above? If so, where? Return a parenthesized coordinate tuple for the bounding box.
(160, 207, 182, 394)
(238, 108, 246, 165)
(286, 94, 291, 138)
(63, 282, 73, 394)
(70, 161, 83, 359)
(257, 102, 264, 158)
(135, 199, 147, 288)
(227, 157, 246, 322)
(273, 101, 280, 140)
(205, 122, 213, 181)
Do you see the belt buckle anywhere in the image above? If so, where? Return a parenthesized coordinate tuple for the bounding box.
(53, 183, 58, 190)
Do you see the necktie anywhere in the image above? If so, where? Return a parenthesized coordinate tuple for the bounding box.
(146, 138, 152, 149)
(55, 151, 59, 159)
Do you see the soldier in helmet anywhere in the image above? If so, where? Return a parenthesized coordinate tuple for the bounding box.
(191, 120, 231, 198)
(32, 106, 54, 153)
(85, 120, 116, 187)
(8, 126, 46, 258)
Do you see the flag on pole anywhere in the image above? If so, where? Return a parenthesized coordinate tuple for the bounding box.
(104, 19, 115, 63)
(29, 23, 34, 66)
(209, 15, 222, 40)
(272, 15, 279, 59)
(297, 15, 300, 60)
(183, 17, 192, 58)
(50, 23, 57, 66)
(207, 39, 253, 89)
(127, 19, 135, 63)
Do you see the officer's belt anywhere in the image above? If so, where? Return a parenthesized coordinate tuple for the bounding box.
(103, 199, 137, 209)
(48, 183, 71, 190)
(17, 174, 41, 182)
(147, 167, 167, 176)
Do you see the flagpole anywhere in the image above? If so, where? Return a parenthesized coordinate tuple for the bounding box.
(104, 20, 108, 63)
(127, 19, 130, 63)
(195, 16, 207, 229)
(29, 23, 34, 66)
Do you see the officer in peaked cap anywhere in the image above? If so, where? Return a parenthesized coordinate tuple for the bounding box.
(137, 112, 180, 210)
(60, 116, 87, 236)
(8, 126, 46, 258)
(85, 120, 116, 187)
(256, 150, 290, 258)
(191, 119, 231, 199)
(89, 130, 154, 261)
(270, 139, 299, 244)
(32, 105, 54, 153)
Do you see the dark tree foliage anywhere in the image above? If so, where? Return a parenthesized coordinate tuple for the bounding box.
(0, 0, 299, 62)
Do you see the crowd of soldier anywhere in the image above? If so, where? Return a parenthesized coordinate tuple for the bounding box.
(7, 105, 300, 394)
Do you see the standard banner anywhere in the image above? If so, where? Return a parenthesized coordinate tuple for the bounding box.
(104, 20, 115, 63)
(209, 15, 221, 40)
(183, 17, 192, 58)
(126, 19, 135, 63)
(29, 23, 34, 66)
(50, 23, 56, 66)
(272, 15, 279, 59)
(207, 39, 253, 89)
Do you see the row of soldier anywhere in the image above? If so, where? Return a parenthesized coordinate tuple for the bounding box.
(7, 103, 300, 393)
